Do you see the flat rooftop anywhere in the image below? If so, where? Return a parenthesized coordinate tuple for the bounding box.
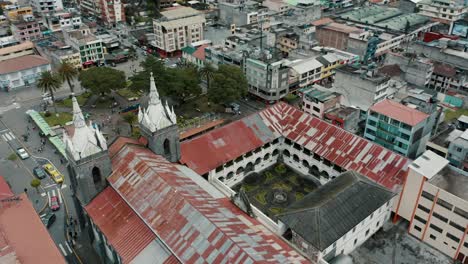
(304, 88, 340, 103)
(430, 166, 468, 201)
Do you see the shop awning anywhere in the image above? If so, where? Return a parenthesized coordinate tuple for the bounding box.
(49, 136, 67, 160)
(26, 110, 56, 137)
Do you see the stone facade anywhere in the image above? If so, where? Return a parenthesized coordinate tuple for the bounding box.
(141, 124, 181, 163)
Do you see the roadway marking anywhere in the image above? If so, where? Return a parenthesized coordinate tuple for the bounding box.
(0, 131, 15, 142)
(61, 184, 67, 189)
(43, 183, 57, 189)
(57, 189, 63, 204)
(58, 243, 68, 256)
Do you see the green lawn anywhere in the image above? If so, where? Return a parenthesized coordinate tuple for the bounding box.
(40, 112, 73, 126)
(445, 109, 468, 122)
(117, 88, 141, 99)
(57, 92, 91, 107)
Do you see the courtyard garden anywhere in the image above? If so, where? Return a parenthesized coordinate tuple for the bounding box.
(233, 163, 318, 220)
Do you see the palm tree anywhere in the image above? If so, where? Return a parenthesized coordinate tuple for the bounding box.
(37, 71, 62, 113)
(58, 61, 78, 94)
(199, 63, 216, 90)
(122, 112, 137, 135)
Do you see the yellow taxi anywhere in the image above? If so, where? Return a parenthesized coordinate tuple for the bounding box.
(43, 163, 64, 184)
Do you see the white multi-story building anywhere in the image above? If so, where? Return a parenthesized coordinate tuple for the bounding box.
(0, 55, 51, 91)
(45, 12, 82, 32)
(153, 7, 205, 57)
(396, 150, 468, 262)
(63, 25, 104, 66)
(417, 0, 468, 30)
(31, 0, 63, 14)
(98, 0, 124, 25)
(288, 58, 323, 88)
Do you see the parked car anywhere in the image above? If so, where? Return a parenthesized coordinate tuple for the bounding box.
(41, 212, 56, 228)
(43, 163, 64, 184)
(49, 195, 60, 211)
(16, 147, 29, 159)
(33, 167, 46, 179)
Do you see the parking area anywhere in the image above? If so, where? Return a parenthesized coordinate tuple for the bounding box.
(351, 221, 453, 264)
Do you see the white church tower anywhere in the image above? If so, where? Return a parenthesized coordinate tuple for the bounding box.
(138, 72, 180, 162)
(64, 97, 112, 207)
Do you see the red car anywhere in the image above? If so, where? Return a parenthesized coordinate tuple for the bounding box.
(50, 196, 60, 211)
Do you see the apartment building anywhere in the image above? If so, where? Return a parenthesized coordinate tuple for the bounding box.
(99, 0, 124, 25)
(0, 41, 35, 61)
(396, 150, 468, 262)
(31, 0, 63, 14)
(315, 21, 362, 51)
(63, 25, 104, 65)
(0, 55, 51, 91)
(417, 0, 468, 29)
(447, 130, 468, 171)
(332, 65, 393, 111)
(429, 63, 466, 93)
(6, 6, 33, 21)
(278, 33, 299, 56)
(385, 52, 434, 87)
(301, 87, 341, 119)
(288, 57, 323, 88)
(153, 7, 205, 57)
(11, 15, 42, 42)
(245, 55, 289, 102)
(364, 99, 433, 159)
(45, 12, 82, 32)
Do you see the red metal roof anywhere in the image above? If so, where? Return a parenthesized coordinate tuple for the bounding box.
(181, 102, 410, 191)
(0, 176, 13, 199)
(180, 114, 281, 175)
(369, 99, 429, 127)
(86, 187, 174, 264)
(108, 144, 308, 263)
(108, 136, 142, 158)
(0, 191, 65, 264)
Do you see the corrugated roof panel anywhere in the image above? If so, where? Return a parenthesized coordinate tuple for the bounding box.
(108, 145, 309, 263)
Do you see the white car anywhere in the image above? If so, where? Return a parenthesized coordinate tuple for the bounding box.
(16, 148, 30, 159)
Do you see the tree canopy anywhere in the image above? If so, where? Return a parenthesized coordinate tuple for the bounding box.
(79, 67, 126, 95)
(208, 65, 247, 104)
(129, 57, 201, 104)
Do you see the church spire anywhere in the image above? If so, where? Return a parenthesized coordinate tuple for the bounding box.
(72, 96, 86, 128)
(149, 72, 161, 106)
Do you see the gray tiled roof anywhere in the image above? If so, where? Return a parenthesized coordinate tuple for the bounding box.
(278, 171, 395, 251)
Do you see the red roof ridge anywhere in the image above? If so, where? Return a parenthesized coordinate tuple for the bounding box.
(369, 99, 429, 126)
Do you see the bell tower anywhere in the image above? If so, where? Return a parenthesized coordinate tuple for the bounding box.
(138, 72, 180, 162)
(64, 97, 112, 207)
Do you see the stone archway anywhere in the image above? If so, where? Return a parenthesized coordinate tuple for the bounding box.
(283, 149, 290, 157)
(245, 162, 254, 173)
(302, 160, 309, 168)
(309, 165, 319, 176)
(320, 170, 329, 179)
(236, 167, 244, 174)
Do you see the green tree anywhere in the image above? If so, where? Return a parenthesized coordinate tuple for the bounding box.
(130, 56, 201, 103)
(199, 63, 216, 90)
(208, 65, 247, 104)
(79, 67, 126, 96)
(37, 71, 62, 113)
(30, 178, 41, 193)
(129, 56, 166, 92)
(58, 61, 78, 94)
(122, 112, 137, 134)
(166, 67, 201, 102)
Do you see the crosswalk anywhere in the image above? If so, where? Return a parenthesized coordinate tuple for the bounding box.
(58, 241, 74, 257)
(0, 130, 16, 142)
(44, 188, 63, 205)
